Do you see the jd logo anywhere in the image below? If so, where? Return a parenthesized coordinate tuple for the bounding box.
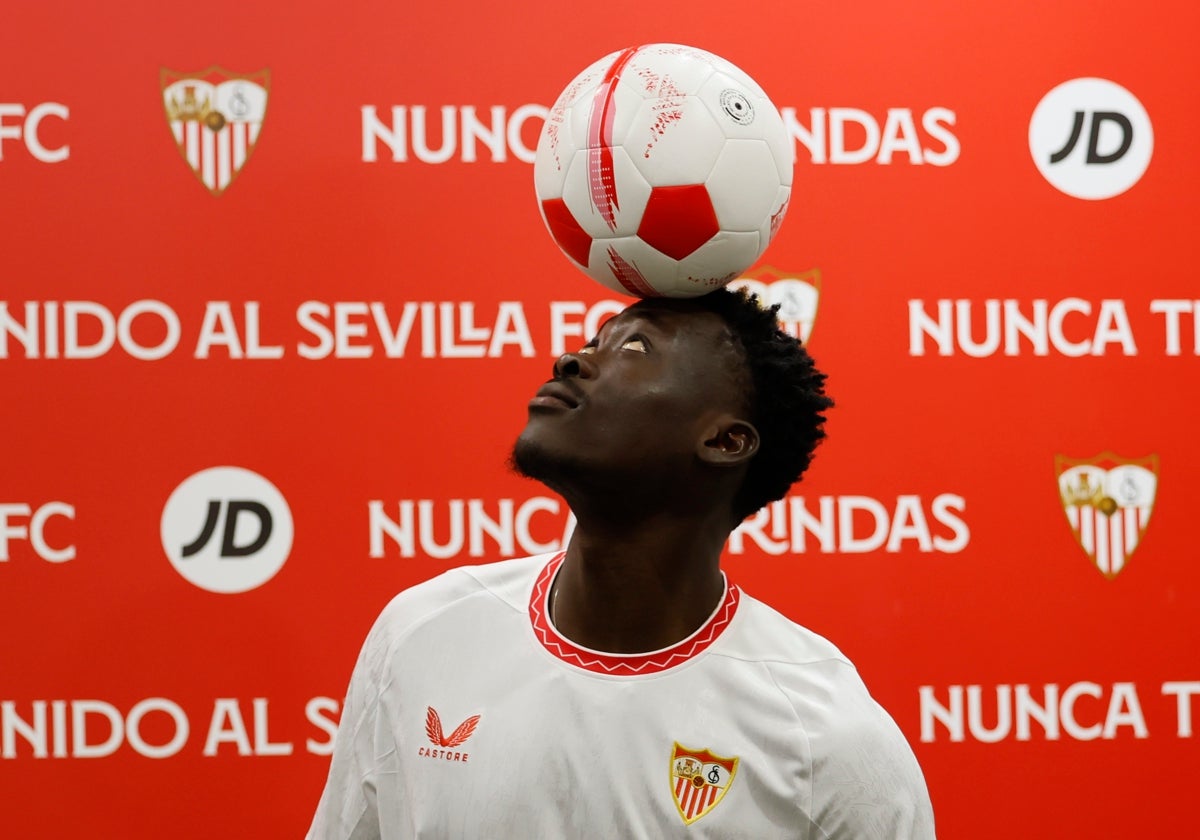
(161, 467, 293, 593)
(1049, 111, 1132, 165)
(181, 500, 273, 558)
(1029, 78, 1153, 200)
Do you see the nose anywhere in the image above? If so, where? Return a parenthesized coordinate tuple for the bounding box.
(553, 352, 593, 380)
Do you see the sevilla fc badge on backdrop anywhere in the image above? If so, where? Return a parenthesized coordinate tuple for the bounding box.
(161, 66, 270, 195)
(1056, 453, 1159, 578)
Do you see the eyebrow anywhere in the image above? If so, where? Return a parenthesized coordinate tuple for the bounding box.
(625, 308, 671, 325)
(591, 308, 671, 342)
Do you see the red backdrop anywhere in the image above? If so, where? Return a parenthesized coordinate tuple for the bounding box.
(3, 1, 1198, 837)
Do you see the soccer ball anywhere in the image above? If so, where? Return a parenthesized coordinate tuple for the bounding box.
(533, 44, 794, 299)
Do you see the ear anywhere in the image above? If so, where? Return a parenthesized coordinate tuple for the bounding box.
(697, 416, 760, 467)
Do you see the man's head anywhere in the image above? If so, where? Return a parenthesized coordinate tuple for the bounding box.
(512, 287, 831, 525)
(682, 288, 832, 520)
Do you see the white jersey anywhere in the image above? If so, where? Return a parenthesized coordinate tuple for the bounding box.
(307, 553, 935, 839)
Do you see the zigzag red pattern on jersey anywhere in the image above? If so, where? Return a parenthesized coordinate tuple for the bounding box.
(529, 552, 740, 675)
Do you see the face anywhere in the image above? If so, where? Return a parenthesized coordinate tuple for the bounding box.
(512, 299, 751, 497)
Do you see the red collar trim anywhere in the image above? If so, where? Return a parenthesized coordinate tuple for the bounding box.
(528, 552, 740, 676)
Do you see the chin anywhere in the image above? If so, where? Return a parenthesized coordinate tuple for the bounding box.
(510, 435, 572, 495)
(510, 434, 551, 481)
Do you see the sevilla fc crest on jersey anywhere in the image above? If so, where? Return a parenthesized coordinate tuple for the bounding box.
(161, 67, 269, 195)
(670, 742, 738, 825)
(1056, 453, 1159, 578)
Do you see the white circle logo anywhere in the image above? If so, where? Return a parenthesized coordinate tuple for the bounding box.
(161, 466, 293, 593)
(1029, 77, 1153, 200)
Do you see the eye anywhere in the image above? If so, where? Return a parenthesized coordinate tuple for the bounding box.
(621, 337, 648, 353)
(577, 344, 597, 355)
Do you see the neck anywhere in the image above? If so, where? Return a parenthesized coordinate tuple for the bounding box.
(549, 510, 731, 654)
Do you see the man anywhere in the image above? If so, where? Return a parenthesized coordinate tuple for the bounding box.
(308, 289, 935, 838)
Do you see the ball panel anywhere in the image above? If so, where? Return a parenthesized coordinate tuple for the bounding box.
(587, 236, 668, 298)
(560, 146, 651, 238)
(706, 139, 785, 231)
(762, 105, 795, 189)
(625, 44, 718, 100)
(550, 52, 621, 111)
(540, 197, 593, 269)
(695, 72, 769, 137)
(687, 50, 771, 101)
(694, 73, 793, 190)
(766, 185, 791, 245)
(538, 53, 618, 180)
(563, 67, 646, 157)
(669, 230, 764, 296)
(625, 95, 726, 186)
(637, 184, 718, 260)
(533, 132, 570, 201)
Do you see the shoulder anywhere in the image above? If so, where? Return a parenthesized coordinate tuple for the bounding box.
(804, 694, 935, 840)
(365, 553, 551, 651)
(720, 591, 855, 669)
(719, 593, 889, 741)
(717, 592, 893, 740)
(369, 554, 549, 638)
(721, 592, 935, 838)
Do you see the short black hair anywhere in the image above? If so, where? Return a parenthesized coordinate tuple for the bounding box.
(693, 287, 833, 521)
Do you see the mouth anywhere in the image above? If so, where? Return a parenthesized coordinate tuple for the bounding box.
(529, 380, 582, 410)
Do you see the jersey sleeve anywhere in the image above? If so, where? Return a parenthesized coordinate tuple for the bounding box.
(770, 658, 936, 840)
(304, 566, 496, 839)
(305, 611, 394, 840)
(807, 670, 935, 839)
(809, 702, 935, 839)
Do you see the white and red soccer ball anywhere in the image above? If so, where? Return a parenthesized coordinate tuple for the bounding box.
(533, 44, 794, 299)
